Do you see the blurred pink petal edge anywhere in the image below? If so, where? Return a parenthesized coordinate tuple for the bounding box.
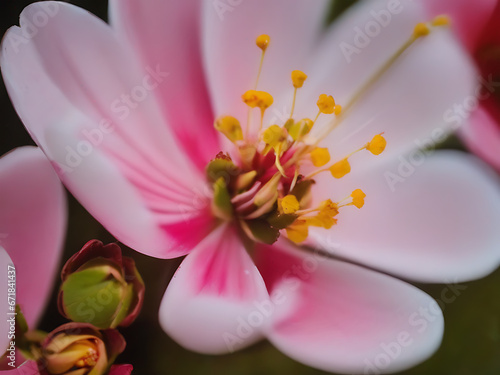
(423, 0, 500, 170)
(0, 360, 39, 374)
(1, 0, 500, 373)
(0, 147, 66, 359)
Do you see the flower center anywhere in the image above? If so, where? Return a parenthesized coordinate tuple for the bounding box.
(208, 17, 450, 245)
(74, 340, 99, 369)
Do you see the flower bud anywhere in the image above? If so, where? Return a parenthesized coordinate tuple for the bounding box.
(58, 241, 145, 329)
(36, 323, 125, 375)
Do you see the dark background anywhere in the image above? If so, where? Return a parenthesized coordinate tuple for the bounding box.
(1, 1, 500, 374)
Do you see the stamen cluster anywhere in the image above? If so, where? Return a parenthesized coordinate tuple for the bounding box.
(209, 34, 388, 244)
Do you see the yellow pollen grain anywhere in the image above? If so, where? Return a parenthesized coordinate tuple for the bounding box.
(351, 189, 366, 209)
(432, 15, 451, 27)
(291, 70, 308, 88)
(262, 125, 286, 147)
(256, 34, 270, 51)
(281, 195, 300, 214)
(242, 90, 274, 110)
(334, 105, 342, 116)
(329, 159, 351, 179)
(259, 92, 274, 109)
(214, 116, 243, 143)
(413, 22, 430, 38)
(319, 199, 339, 217)
(317, 94, 336, 114)
(310, 147, 331, 167)
(366, 134, 387, 155)
(287, 118, 313, 141)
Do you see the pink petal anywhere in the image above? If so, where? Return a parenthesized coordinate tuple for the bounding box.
(201, 0, 330, 140)
(420, 0, 497, 51)
(0, 147, 66, 329)
(159, 225, 270, 354)
(1, 2, 213, 258)
(460, 106, 500, 171)
(255, 242, 443, 374)
(310, 151, 500, 283)
(109, 364, 133, 375)
(0, 360, 39, 374)
(2, 2, 192, 175)
(109, 0, 220, 170)
(296, 0, 476, 161)
(44, 123, 213, 259)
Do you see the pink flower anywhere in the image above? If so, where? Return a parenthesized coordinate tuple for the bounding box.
(0, 147, 66, 366)
(423, 0, 500, 171)
(2, 0, 500, 373)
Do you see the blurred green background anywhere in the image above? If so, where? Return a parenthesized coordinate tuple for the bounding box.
(1, 1, 499, 374)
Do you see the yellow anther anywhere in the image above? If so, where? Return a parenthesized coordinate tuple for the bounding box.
(256, 34, 270, 51)
(305, 212, 337, 230)
(286, 118, 313, 141)
(290, 71, 308, 118)
(317, 94, 336, 114)
(214, 116, 243, 143)
(432, 15, 451, 27)
(242, 90, 274, 110)
(413, 23, 430, 38)
(318, 199, 339, 217)
(262, 125, 289, 176)
(286, 221, 309, 243)
(280, 195, 300, 214)
(242, 90, 259, 108)
(329, 159, 351, 179)
(334, 105, 342, 116)
(351, 189, 366, 209)
(291, 70, 308, 89)
(366, 134, 387, 155)
(262, 125, 287, 147)
(310, 147, 331, 167)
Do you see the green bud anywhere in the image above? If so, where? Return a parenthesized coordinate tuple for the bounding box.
(58, 241, 144, 329)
